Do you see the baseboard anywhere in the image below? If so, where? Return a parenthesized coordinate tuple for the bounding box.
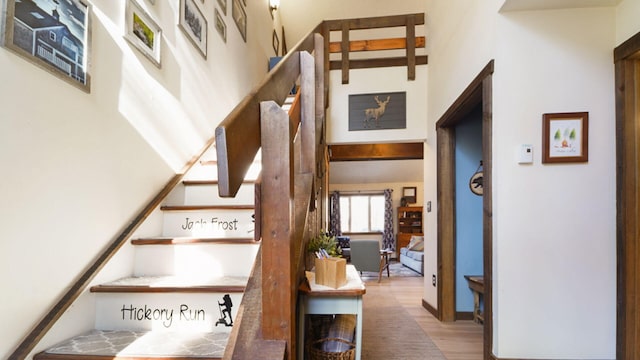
(455, 311, 474, 321)
(421, 298, 437, 318)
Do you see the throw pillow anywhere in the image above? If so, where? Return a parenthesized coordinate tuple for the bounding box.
(407, 235, 424, 250)
(409, 239, 424, 251)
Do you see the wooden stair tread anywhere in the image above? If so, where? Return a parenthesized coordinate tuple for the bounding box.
(182, 180, 257, 186)
(34, 329, 227, 359)
(160, 205, 254, 211)
(91, 275, 247, 293)
(132, 237, 258, 245)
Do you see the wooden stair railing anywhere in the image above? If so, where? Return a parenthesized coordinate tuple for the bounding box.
(10, 14, 425, 360)
(324, 13, 426, 83)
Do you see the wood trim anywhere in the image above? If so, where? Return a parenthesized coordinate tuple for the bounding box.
(325, 13, 425, 31)
(131, 237, 257, 245)
(328, 37, 426, 53)
(435, 61, 494, 129)
(615, 37, 640, 359)
(435, 60, 494, 360)
(422, 298, 438, 318)
(329, 142, 423, 161)
(330, 55, 428, 70)
(341, 21, 350, 84)
(436, 127, 456, 322)
(90, 285, 246, 293)
(455, 312, 474, 321)
(406, 16, 416, 80)
(183, 180, 258, 186)
(481, 72, 494, 360)
(160, 205, 254, 211)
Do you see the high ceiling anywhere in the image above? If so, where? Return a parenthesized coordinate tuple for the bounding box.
(500, 0, 621, 11)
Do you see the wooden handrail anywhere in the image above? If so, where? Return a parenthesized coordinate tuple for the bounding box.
(215, 25, 320, 198)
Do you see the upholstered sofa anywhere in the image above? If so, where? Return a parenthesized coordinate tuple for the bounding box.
(399, 235, 424, 275)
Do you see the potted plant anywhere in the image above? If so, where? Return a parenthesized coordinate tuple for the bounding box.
(307, 231, 341, 270)
(308, 231, 342, 257)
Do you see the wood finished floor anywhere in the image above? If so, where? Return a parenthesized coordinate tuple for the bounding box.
(363, 275, 483, 360)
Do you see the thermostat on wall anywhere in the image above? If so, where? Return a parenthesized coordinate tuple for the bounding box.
(517, 144, 534, 164)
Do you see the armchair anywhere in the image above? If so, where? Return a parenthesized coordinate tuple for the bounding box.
(350, 240, 387, 282)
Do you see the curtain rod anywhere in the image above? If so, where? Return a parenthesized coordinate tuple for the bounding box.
(336, 189, 391, 195)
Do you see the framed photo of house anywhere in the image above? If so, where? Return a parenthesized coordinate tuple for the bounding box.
(217, 0, 227, 15)
(214, 8, 226, 43)
(2, 0, 92, 92)
(179, 0, 207, 58)
(542, 112, 589, 163)
(232, 0, 246, 42)
(125, 0, 162, 68)
(348, 91, 406, 131)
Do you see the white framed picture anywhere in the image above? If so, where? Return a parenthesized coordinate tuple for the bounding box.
(124, 0, 162, 67)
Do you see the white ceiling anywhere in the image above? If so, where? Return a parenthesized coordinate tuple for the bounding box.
(500, 0, 621, 11)
(329, 159, 423, 184)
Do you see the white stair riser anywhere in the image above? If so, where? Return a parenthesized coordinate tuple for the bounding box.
(134, 243, 260, 277)
(184, 184, 255, 206)
(162, 209, 254, 237)
(95, 293, 242, 332)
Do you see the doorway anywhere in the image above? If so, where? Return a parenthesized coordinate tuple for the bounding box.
(435, 60, 493, 359)
(614, 31, 640, 359)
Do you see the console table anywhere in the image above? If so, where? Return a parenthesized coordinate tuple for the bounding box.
(464, 275, 484, 324)
(298, 265, 366, 360)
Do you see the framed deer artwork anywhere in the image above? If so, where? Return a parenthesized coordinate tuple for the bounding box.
(348, 92, 406, 131)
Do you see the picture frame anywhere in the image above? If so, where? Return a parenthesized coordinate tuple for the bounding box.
(348, 92, 406, 131)
(402, 187, 417, 204)
(125, 0, 162, 68)
(1, 0, 92, 92)
(232, 0, 246, 42)
(179, 0, 207, 58)
(272, 29, 279, 56)
(542, 112, 589, 163)
(217, 0, 227, 15)
(214, 8, 226, 43)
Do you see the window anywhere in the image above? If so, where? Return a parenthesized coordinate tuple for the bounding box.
(49, 31, 56, 42)
(339, 193, 385, 233)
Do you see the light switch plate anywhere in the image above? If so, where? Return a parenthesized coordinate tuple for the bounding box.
(518, 144, 533, 164)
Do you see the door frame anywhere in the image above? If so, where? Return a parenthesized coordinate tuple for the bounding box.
(615, 31, 640, 359)
(435, 60, 493, 359)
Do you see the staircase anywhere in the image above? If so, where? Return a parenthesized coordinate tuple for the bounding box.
(34, 149, 261, 360)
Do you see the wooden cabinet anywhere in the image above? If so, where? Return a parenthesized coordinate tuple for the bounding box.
(396, 206, 423, 257)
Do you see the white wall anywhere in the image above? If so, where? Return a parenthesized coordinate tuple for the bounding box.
(0, 0, 278, 357)
(427, 0, 617, 357)
(615, 0, 640, 45)
(327, 66, 428, 144)
(493, 7, 616, 358)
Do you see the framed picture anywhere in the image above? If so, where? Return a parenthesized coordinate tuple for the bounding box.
(2, 0, 91, 92)
(348, 92, 406, 131)
(272, 29, 279, 56)
(125, 0, 162, 68)
(214, 8, 226, 43)
(217, 0, 227, 15)
(403, 187, 417, 204)
(232, 0, 246, 42)
(179, 0, 207, 58)
(542, 112, 589, 163)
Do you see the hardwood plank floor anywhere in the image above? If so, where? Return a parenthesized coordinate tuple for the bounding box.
(362, 274, 483, 360)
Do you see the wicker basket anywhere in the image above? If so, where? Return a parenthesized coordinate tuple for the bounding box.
(307, 338, 355, 360)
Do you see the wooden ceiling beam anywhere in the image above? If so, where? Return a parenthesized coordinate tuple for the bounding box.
(328, 37, 426, 53)
(329, 142, 423, 162)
